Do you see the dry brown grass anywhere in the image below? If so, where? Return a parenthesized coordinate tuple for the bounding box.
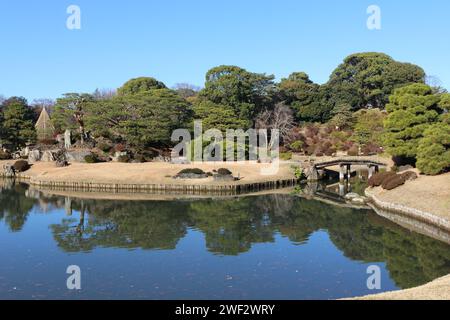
(1, 160, 296, 186)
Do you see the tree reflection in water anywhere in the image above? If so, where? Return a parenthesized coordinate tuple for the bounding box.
(0, 182, 449, 290)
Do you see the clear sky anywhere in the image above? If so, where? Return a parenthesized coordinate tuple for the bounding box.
(0, 0, 449, 102)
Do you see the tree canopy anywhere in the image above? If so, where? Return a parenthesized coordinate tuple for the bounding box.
(326, 52, 425, 111)
(198, 65, 276, 128)
(383, 84, 442, 159)
(86, 88, 193, 149)
(117, 77, 167, 96)
(277, 72, 328, 123)
(0, 97, 36, 150)
(416, 115, 450, 175)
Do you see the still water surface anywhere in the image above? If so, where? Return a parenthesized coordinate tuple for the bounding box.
(0, 182, 449, 299)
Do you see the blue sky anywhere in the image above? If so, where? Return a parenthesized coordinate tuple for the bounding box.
(0, 0, 449, 102)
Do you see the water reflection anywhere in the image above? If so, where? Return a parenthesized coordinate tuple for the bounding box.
(1, 182, 450, 291)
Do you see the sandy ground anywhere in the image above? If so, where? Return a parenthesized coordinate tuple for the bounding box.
(348, 274, 450, 300)
(369, 172, 450, 221)
(0, 160, 296, 186)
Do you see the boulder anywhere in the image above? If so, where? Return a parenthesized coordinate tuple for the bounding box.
(28, 150, 42, 163)
(171, 157, 190, 165)
(56, 160, 69, 167)
(41, 150, 56, 162)
(112, 151, 127, 162)
(65, 150, 92, 163)
(2, 164, 15, 178)
(153, 155, 170, 163)
(344, 193, 360, 200)
(398, 165, 414, 172)
(351, 197, 367, 205)
(20, 147, 31, 158)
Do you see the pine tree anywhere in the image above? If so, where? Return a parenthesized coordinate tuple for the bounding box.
(383, 84, 442, 159)
(416, 114, 450, 175)
(1, 97, 36, 150)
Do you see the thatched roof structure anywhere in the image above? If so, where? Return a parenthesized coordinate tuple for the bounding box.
(35, 107, 55, 141)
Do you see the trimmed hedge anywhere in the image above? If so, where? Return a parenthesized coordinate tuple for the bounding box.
(0, 150, 11, 160)
(117, 155, 130, 163)
(368, 171, 396, 187)
(382, 174, 406, 190)
(13, 160, 30, 173)
(84, 154, 99, 163)
(178, 168, 205, 175)
(217, 168, 232, 176)
(400, 171, 418, 181)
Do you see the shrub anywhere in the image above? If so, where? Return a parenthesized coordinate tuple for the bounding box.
(291, 166, 306, 180)
(324, 147, 336, 156)
(217, 168, 232, 176)
(97, 142, 112, 153)
(0, 150, 11, 160)
(84, 154, 99, 164)
(114, 143, 126, 152)
(305, 145, 316, 156)
(361, 143, 382, 156)
(117, 155, 130, 163)
(290, 141, 304, 152)
(134, 154, 147, 163)
(347, 145, 359, 156)
(280, 152, 293, 160)
(382, 174, 406, 190)
(368, 171, 397, 187)
(13, 160, 30, 172)
(178, 168, 205, 175)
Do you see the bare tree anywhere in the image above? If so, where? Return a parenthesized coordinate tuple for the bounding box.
(256, 103, 295, 142)
(0, 95, 5, 105)
(31, 98, 56, 114)
(93, 88, 117, 100)
(426, 75, 447, 94)
(173, 83, 201, 99)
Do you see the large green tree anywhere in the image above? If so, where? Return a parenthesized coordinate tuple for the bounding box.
(52, 93, 95, 144)
(1, 97, 36, 150)
(277, 72, 329, 123)
(85, 88, 193, 148)
(193, 100, 249, 132)
(326, 52, 425, 111)
(117, 77, 166, 96)
(352, 108, 386, 146)
(198, 66, 275, 128)
(383, 84, 442, 159)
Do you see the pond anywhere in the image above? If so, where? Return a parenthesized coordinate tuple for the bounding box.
(0, 181, 449, 300)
